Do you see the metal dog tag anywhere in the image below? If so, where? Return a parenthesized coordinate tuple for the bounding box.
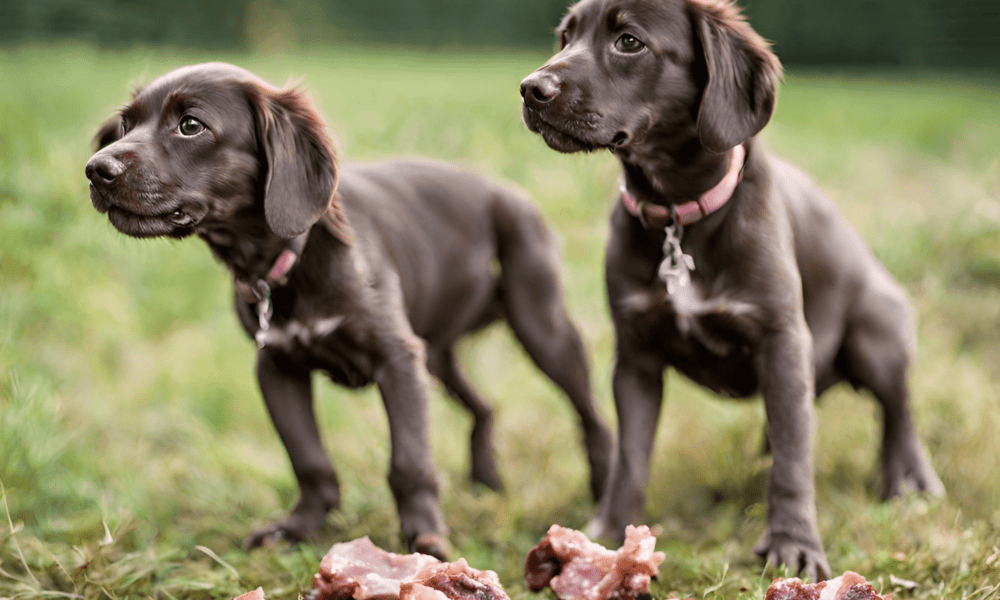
(254, 281, 274, 348)
(658, 223, 695, 294)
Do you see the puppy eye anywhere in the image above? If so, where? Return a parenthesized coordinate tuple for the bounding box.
(178, 116, 206, 136)
(559, 30, 569, 49)
(120, 117, 128, 133)
(614, 33, 645, 54)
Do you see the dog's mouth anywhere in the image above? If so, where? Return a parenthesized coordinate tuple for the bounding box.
(522, 105, 631, 154)
(107, 206, 201, 238)
(90, 183, 202, 239)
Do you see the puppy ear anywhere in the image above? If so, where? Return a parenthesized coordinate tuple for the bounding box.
(249, 85, 339, 239)
(690, 0, 782, 152)
(93, 115, 123, 151)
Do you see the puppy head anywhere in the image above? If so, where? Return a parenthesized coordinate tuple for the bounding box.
(519, 0, 781, 154)
(86, 62, 338, 239)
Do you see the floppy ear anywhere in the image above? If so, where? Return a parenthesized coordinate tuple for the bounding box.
(690, 0, 782, 152)
(93, 115, 123, 151)
(249, 84, 339, 239)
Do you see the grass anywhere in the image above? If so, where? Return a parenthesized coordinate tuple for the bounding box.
(1, 43, 999, 599)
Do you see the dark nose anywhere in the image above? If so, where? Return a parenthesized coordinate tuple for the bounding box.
(520, 71, 561, 108)
(85, 154, 125, 184)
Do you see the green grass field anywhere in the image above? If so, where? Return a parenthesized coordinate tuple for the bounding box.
(1, 44, 999, 599)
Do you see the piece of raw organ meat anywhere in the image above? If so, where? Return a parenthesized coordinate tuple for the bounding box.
(312, 537, 508, 600)
(525, 524, 665, 600)
(765, 571, 886, 600)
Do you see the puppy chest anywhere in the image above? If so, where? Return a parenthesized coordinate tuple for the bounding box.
(623, 287, 762, 398)
(260, 315, 378, 388)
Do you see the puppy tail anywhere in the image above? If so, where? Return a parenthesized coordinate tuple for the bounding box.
(491, 190, 564, 305)
(491, 189, 581, 358)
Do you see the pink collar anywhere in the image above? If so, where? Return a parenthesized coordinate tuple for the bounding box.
(235, 232, 309, 304)
(232, 200, 353, 305)
(621, 143, 746, 227)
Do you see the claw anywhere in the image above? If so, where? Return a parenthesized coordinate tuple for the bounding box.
(754, 529, 830, 583)
(245, 527, 285, 550)
(244, 521, 310, 550)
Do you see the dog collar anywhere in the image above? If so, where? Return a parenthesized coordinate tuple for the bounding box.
(234, 230, 311, 348)
(621, 143, 746, 228)
(235, 201, 352, 349)
(234, 232, 310, 304)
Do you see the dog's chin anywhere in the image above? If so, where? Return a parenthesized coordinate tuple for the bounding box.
(107, 206, 199, 239)
(91, 184, 201, 239)
(534, 122, 602, 153)
(522, 108, 621, 154)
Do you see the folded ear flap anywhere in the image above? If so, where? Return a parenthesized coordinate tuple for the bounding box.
(93, 115, 124, 150)
(251, 85, 339, 239)
(691, 0, 782, 153)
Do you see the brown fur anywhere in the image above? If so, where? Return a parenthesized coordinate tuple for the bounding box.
(521, 0, 943, 581)
(87, 62, 613, 557)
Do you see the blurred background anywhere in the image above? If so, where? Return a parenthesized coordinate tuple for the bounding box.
(1, 1, 999, 599)
(3, 0, 1000, 67)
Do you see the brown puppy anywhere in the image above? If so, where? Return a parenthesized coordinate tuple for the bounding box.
(520, 0, 944, 580)
(86, 63, 613, 557)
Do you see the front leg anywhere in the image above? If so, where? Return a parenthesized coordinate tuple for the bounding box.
(753, 323, 830, 581)
(246, 350, 341, 548)
(588, 351, 664, 543)
(376, 334, 448, 560)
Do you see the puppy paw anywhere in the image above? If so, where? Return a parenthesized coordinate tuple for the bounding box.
(245, 525, 298, 549)
(470, 456, 505, 492)
(584, 518, 626, 546)
(883, 450, 945, 500)
(754, 528, 830, 583)
(244, 513, 321, 550)
(412, 533, 450, 561)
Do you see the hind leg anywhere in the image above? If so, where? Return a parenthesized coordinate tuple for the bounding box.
(840, 298, 944, 499)
(495, 211, 613, 500)
(427, 347, 503, 491)
(512, 306, 613, 502)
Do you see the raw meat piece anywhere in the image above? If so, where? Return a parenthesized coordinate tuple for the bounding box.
(525, 524, 665, 600)
(233, 588, 265, 600)
(765, 571, 885, 600)
(313, 537, 508, 600)
(313, 537, 440, 600)
(402, 558, 509, 600)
